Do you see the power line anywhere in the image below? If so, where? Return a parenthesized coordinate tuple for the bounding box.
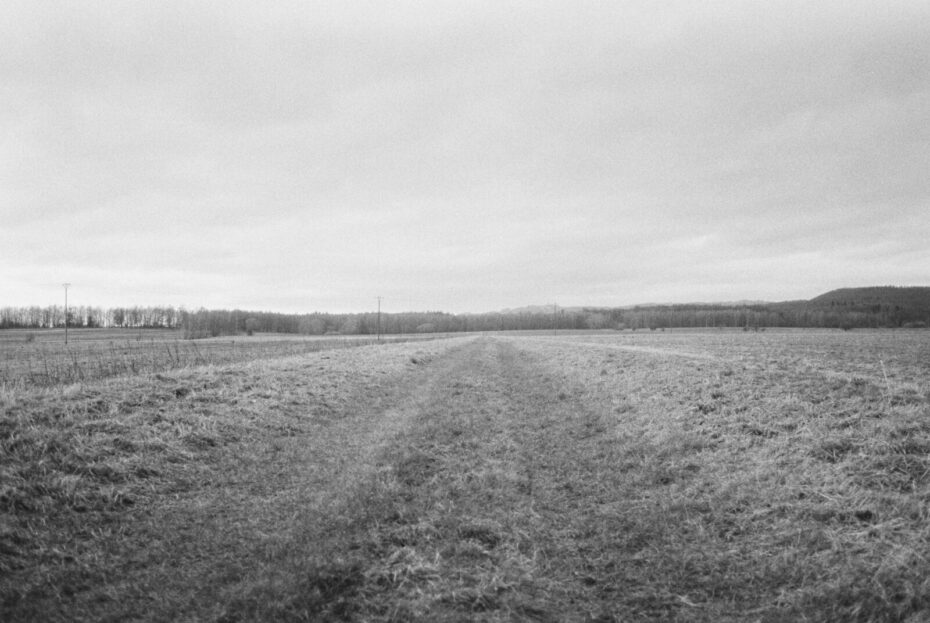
(63, 283, 71, 345)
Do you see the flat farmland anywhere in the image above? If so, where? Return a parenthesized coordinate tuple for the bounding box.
(0, 329, 449, 387)
(2, 330, 929, 621)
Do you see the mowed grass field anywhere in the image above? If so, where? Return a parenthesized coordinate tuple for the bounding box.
(2, 329, 929, 621)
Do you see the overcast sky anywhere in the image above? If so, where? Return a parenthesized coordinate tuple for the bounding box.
(2, 1, 928, 314)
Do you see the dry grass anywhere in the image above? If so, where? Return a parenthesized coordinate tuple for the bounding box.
(0, 329, 448, 388)
(0, 337, 472, 621)
(3, 329, 929, 621)
(500, 330, 930, 621)
(215, 331, 930, 621)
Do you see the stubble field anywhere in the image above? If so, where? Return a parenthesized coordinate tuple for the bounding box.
(2, 329, 929, 621)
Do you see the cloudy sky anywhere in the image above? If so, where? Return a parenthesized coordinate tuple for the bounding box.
(2, 1, 928, 314)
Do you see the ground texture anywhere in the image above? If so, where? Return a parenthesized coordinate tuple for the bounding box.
(2, 331, 929, 621)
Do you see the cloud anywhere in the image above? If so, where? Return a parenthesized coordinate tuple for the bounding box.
(2, 1, 928, 312)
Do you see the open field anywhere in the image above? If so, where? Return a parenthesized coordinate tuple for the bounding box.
(2, 329, 929, 621)
(0, 329, 452, 388)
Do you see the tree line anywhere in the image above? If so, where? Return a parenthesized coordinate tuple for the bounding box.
(2, 288, 927, 337)
(0, 305, 182, 330)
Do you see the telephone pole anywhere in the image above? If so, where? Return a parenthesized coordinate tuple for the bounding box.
(63, 283, 71, 344)
(377, 296, 382, 341)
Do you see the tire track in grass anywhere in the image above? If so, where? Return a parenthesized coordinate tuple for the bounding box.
(500, 335, 930, 622)
(211, 337, 497, 622)
(0, 337, 475, 622)
(144, 337, 484, 622)
(220, 336, 529, 621)
(489, 338, 704, 621)
(331, 335, 849, 621)
(309, 337, 686, 621)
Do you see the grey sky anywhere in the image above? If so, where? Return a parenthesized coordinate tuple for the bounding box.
(2, 1, 928, 313)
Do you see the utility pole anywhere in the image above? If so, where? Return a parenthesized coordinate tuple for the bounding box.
(62, 283, 71, 344)
(553, 303, 558, 336)
(377, 296, 382, 341)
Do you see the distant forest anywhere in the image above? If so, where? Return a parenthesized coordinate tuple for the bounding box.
(2, 287, 928, 337)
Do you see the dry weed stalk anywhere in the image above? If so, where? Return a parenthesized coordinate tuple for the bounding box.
(880, 358, 893, 405)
